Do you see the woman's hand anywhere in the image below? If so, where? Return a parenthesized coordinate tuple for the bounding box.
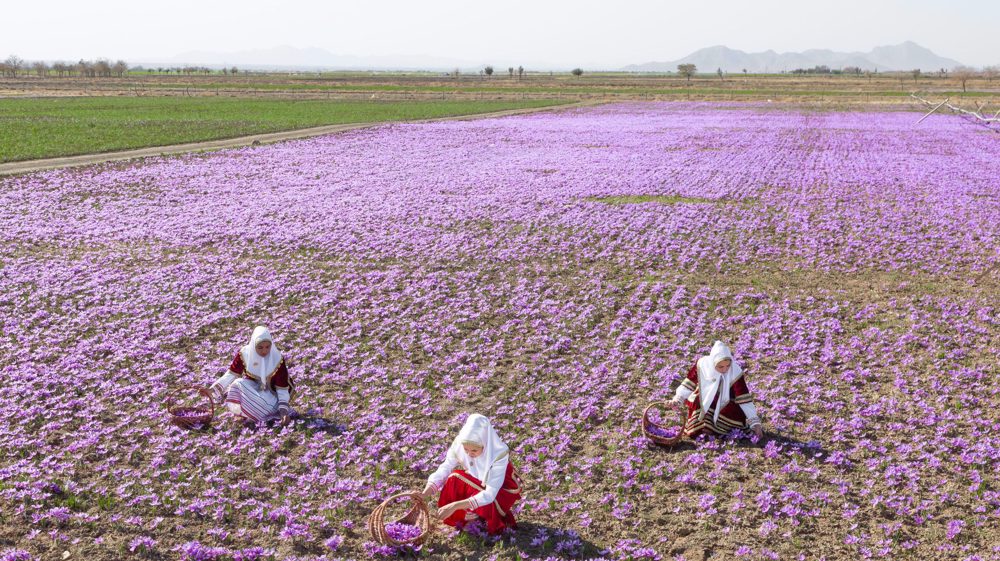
(198, 386, 213, 398)
(437, 500, 469, 520)
(420, 484, 436, 502)
(280, 414, 291, 427)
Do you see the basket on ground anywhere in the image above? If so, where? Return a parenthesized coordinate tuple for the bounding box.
(642, 401, 686, 447)
(165, 385, 216, 429)
(367, 492, 434, 546)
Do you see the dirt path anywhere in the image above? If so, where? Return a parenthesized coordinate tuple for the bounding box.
(0, 101, 601, 176)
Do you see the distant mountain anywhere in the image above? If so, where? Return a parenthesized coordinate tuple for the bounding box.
(865, 42, 962, 72)
(622, 42, 964, 73)
(160, 45, 479, 71)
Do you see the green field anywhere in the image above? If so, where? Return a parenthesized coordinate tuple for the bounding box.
(0, 97, 569, 163)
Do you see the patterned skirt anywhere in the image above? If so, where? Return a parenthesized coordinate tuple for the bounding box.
(224, 379, 282, 423)
(683, 398, 750, 437)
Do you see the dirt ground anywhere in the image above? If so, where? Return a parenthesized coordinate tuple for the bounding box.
(3, 73, 999, 105)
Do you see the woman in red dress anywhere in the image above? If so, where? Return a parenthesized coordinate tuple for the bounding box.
(671, 341, 763, 438)
(421, 414, 522, 535)
(203, 326, 293, 428)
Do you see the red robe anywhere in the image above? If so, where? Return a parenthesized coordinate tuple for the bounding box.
(439, 462, 522, 535)
(679, 362, 755, 437)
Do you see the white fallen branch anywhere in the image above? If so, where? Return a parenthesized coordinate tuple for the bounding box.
(911, 92, 1000, 131)
(916, 97, 949, 124)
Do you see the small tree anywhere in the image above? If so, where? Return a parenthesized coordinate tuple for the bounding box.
(508, 66, 514, 78)
(4, 54, 24, 77)
(717, 67, 724, 81)
(113, 60, 129, 77)
(952, 66, 976, 93)
(571, 68, 583, 76)
(677, 63, 696, 83)
(230, 66, 238, 76)
(517, 65, 524, 80)
(484, 65, 493, 77)
(33, 61, 49, 77)
(95, 59, 112, 77)
(454, 67, 461, 79)
(983, 65, 999, 84)
(911, 68, 921, 83)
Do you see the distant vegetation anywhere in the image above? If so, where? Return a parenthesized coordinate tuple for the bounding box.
(4, 52, 997, 85)
(0, 55, 244, 77)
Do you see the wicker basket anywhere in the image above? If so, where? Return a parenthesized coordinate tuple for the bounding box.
(165, 385, 215, 429)
(642, 401, 687, 447)
(367, 492, 434, 547)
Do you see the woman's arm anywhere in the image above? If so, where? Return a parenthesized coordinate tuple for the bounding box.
(207, 372, 237, 402)
(424, 453, 459, 498)
(466, 457, 508, 509)
(206, 353, 245, 402)
(271, 360, 291, 417)
(738, 402, 761, 428)
(672, 363, 699, 404)
(732, 377, 762, 429)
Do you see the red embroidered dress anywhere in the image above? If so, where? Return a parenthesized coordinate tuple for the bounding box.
(438, 460, 523, 534)
(427, 414, 522, 535)
(209, 327, 293, 423)
(672, 341, 761, 437)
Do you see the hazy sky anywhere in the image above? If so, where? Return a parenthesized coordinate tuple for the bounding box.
(6, 0, 998, 68)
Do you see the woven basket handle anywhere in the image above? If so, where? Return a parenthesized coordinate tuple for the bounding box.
(367, 491, 432, 546)
(642, 402, 659, 424)
(165, 385, 216, 419)
(645, 400, 685, 418)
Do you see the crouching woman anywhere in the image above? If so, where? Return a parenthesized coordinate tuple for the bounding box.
(672, 340, 763, 439)
(421, 414, 522, 535)
(204, 326, 293, 427)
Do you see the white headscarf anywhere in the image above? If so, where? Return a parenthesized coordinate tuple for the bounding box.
(240, 326, 283, 391)
(695, 341, 743, 426)
(447, 414, 509, 484)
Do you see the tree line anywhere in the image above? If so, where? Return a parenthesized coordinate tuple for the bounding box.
(1, 55, 130, 78)
(458, 66, 583, 79)
(0, 55, 245, 78)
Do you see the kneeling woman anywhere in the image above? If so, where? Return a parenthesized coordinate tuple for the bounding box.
(671, 340, 763, 439)
(205, 326, 293, 427)
(422, 414, 522, 535)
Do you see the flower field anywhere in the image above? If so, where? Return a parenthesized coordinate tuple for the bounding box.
(1, 102, 998, 560)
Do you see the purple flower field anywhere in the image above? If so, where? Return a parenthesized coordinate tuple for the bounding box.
(1, 102, 999, 561)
